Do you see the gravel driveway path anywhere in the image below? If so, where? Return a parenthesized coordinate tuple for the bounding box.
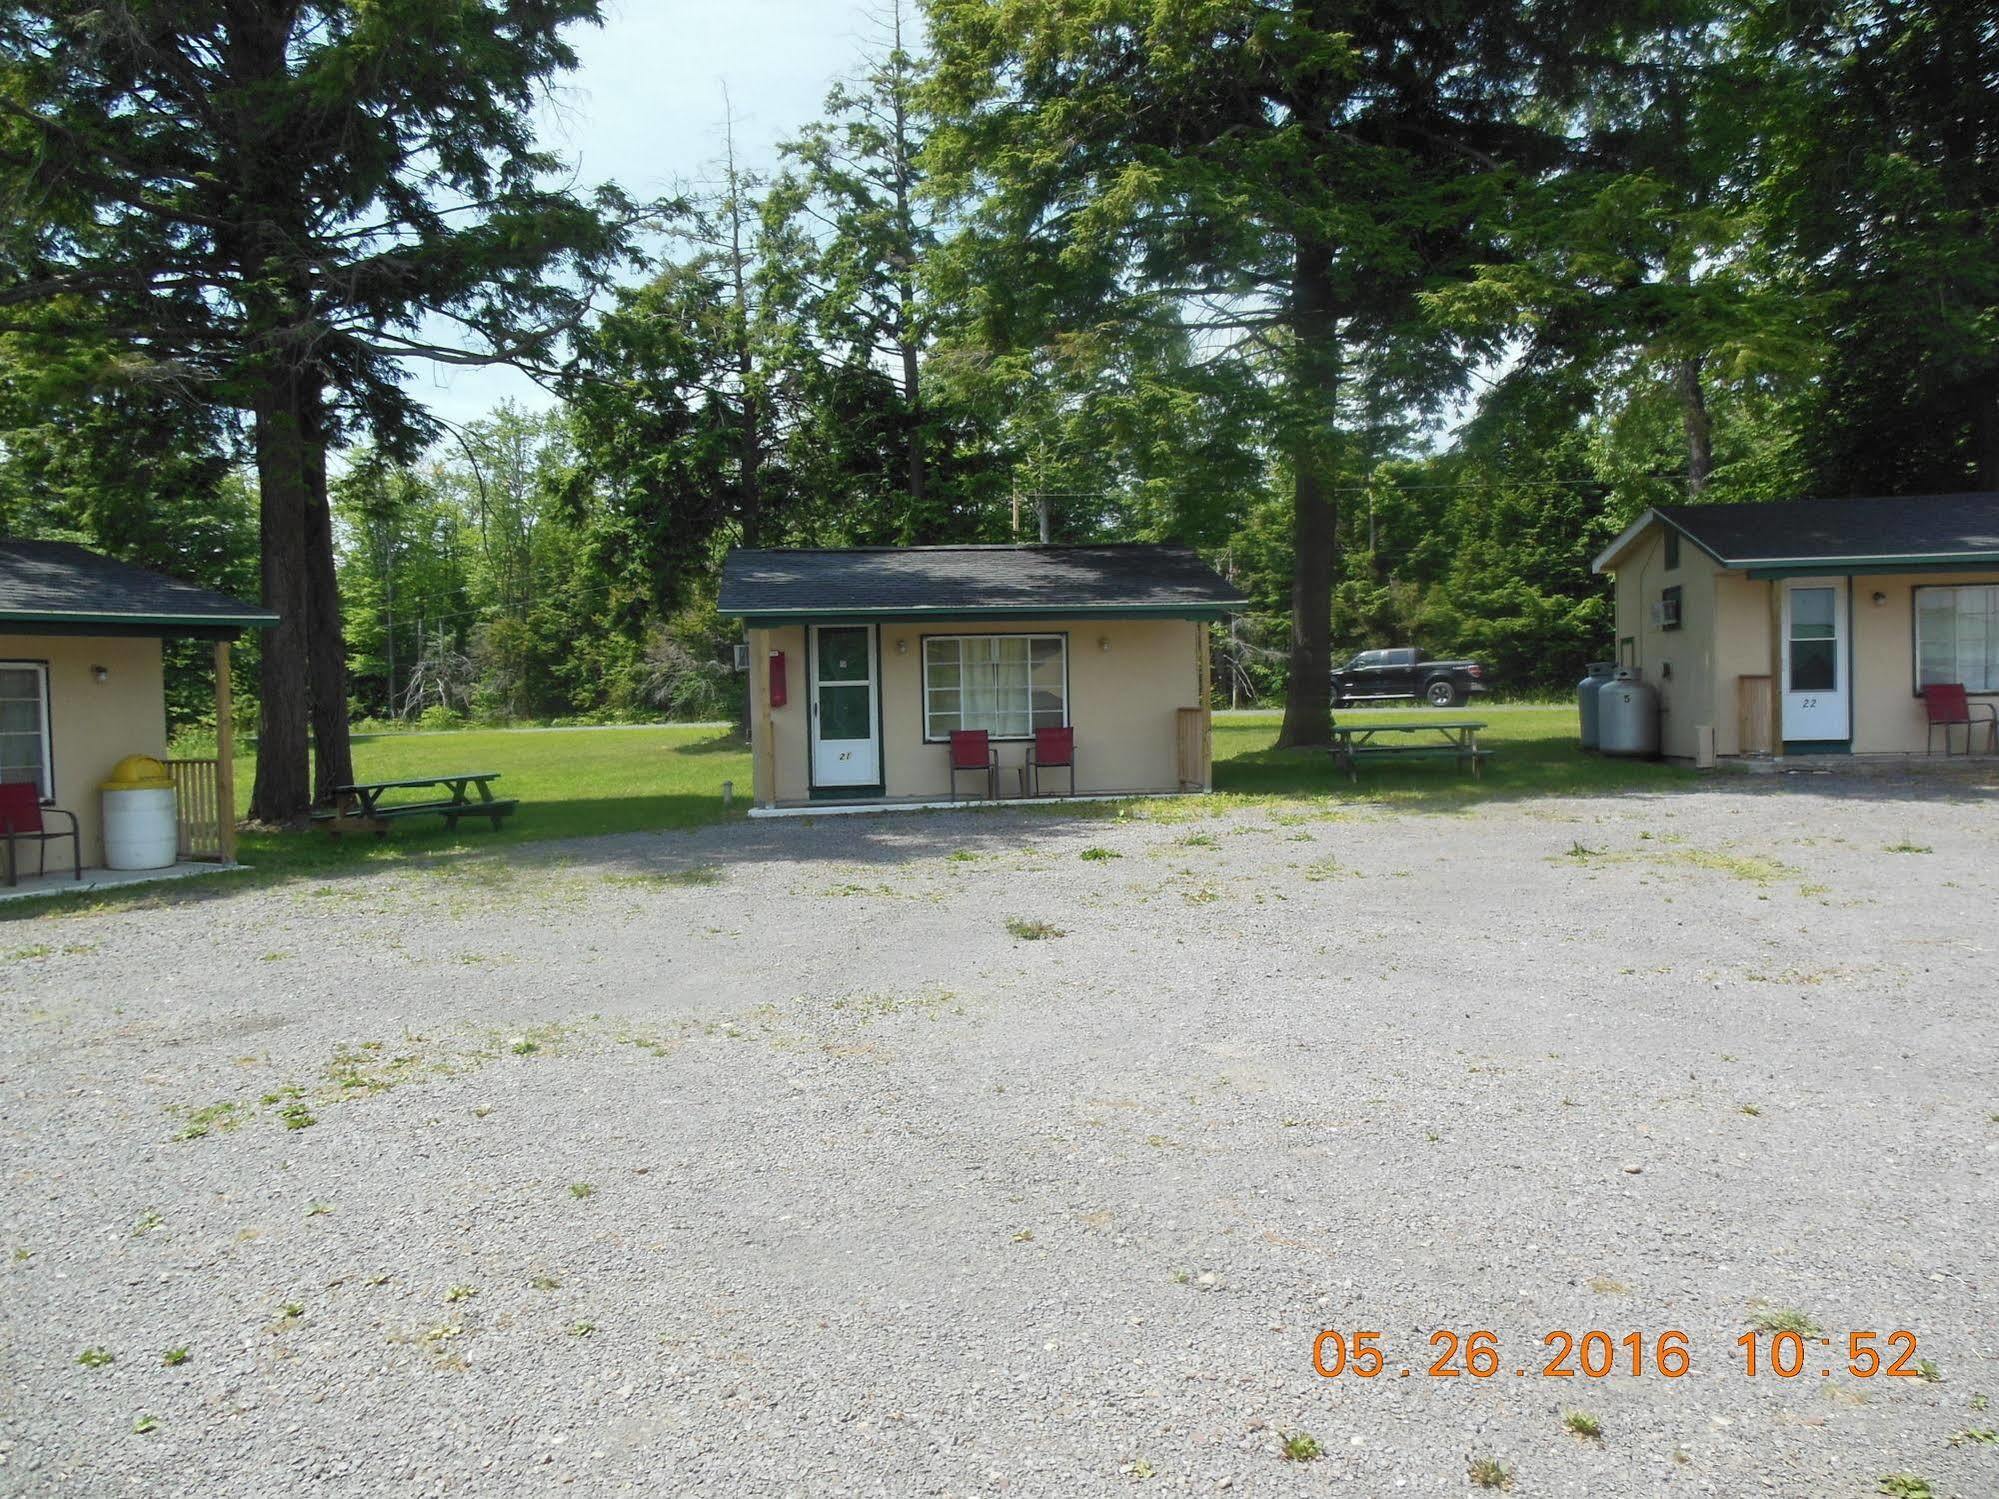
(2, 775, 1996, 1496)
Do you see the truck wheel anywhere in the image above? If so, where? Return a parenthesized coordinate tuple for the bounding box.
(1425, 679, 1460, 708)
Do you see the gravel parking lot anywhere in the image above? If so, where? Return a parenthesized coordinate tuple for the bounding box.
(2, 774, 1996, 1496)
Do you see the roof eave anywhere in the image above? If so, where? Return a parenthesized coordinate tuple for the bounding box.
(728, 602, 1243, 625)
(0, 608, 278, 631)
(1740, 552, 1999, 577)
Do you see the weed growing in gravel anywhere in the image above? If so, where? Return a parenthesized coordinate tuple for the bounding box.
(1078, 847, 1121, 861)
(445, 1284, 479, 1303)
(279, 1302, 304, 1320)
(1738, 1103, 1763, 1117)
(1885, 841, 1932, 854)
(509, 1036, 541, 1055)
(946, 850, 979, 862)
(531, 1275, 560, 1291)
(1468, 1456, 1513, 1489)
(1005, 918, 1065, 940)
(1947, 1428, 1996, 1446)
(1588, 1276, 1630, 1294)
(1972, 1393, 1990, 1412)
(1876, 1477, 1934, 1498)
(1562, 1410, 1602, 1440)
(1748, 1305, 1822, 1337)
(1279, 1433, 1322, 1462)
(277, 1101, 316, 1130)
(568, 1182, 595, 1200)
(172, 1100, 241, 1140)
(569, 1321, 596, 1337)
(161, 1347, 189, 1367)
(129, 1209, 163, 1236)
(132, 1413, 159, 1435)
(305, 1202, 332, 1217)
(76, 1346, 113, 1369)
(1177, 832, 1218, 848)
(1120, 1457, 1157, 1478)
(1918, 1359, 1943, 1383)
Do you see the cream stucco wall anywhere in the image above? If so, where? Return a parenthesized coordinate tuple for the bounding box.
(1711, 570, 1774, 757)
(1607, 522, 1999, 758)
(0, 633, 167, 873)
(1610, 525, 1719, 761)
(1848, 571, 1999, 753)
(747, 616, 1205, 805)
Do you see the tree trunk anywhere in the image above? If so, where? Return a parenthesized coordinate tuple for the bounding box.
(246, 374, 313, 823)
(901, 326, 925, 510)
(300, 389, 352, 803)
(1275, 239, 1340, 750)
(1676, 356, 1715, 496)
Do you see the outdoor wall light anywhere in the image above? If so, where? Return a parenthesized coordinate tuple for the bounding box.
(1097, 635, 1110, 652)
(896, 638, 908, 655)
(1872, 590, 1887, 606)
(92, 665, 109, 683)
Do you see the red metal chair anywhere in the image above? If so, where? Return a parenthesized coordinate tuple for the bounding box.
(0, 781, 80, 886)
(1025, 726, 1075, 797)
(947, 729, 998, 801)
(1921, 684, 1998, 756)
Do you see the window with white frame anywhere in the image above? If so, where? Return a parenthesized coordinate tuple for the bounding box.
(1915, 585, 1999, 694)
(0, 662, 51, 798)
(923, 634, 1067, 740)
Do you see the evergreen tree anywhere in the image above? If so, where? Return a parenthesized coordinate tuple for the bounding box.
(0, 2, 635, 816)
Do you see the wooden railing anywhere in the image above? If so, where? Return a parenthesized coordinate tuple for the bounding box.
(165, 758, 232, 862)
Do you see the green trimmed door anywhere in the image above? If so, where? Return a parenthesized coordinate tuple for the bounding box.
(810, 625, 879, 788)
(1781, 578, 1849, 744)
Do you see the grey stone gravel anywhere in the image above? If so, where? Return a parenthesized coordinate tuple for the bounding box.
(1, 774, 1995, 1495)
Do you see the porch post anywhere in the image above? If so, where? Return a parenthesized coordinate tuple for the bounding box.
(1766, 583, 1783, 756)
(213, 639, 237, 862)
(1198, 622, 1214, 791)
(751, 629, 775, 808)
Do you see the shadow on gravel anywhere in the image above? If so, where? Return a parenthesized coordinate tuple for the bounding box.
(6, 755, 1993, 923)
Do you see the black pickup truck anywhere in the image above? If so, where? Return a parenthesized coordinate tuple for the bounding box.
(1330, 647, 1490, 708)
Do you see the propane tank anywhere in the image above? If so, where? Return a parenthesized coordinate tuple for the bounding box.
(1597, 667, 1661, 758)
(1576, 661, 1618, 750)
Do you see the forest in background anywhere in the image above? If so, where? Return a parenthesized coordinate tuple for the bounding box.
(2, 1, 1994, 785)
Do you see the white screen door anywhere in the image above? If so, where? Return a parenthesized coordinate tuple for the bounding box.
(1781, 579, 1848, 743)
(810, 625, 879, 787)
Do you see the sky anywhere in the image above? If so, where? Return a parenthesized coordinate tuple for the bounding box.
(410, 0, 901, 431)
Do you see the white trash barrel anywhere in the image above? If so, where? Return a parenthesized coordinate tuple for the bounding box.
(100, 756, 179, 870)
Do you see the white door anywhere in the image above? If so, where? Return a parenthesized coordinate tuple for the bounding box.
(1781, 578, 1849, 743)
(809, 625, 879, 787)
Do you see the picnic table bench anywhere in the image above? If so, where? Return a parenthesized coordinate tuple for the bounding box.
(313, 772, 518, 837)
(1330, 720, 1490, 783)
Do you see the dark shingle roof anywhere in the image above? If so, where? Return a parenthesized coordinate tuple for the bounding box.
(1599, 493, 1999, 572)
(719, 544, 1246, 620)
(0, 540, 276, 634)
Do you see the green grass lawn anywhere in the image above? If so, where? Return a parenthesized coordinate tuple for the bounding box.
(1211, 703, 1691, 803)
(198, 702, 1682, 883)
(225, 723, 755, 880)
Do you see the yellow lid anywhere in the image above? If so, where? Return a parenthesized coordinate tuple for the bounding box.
(100, 754, 174, 791)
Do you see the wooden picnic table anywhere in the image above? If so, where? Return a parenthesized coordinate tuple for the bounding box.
(314, 771, 518, 837)
(1330, 719, 1490, 783)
